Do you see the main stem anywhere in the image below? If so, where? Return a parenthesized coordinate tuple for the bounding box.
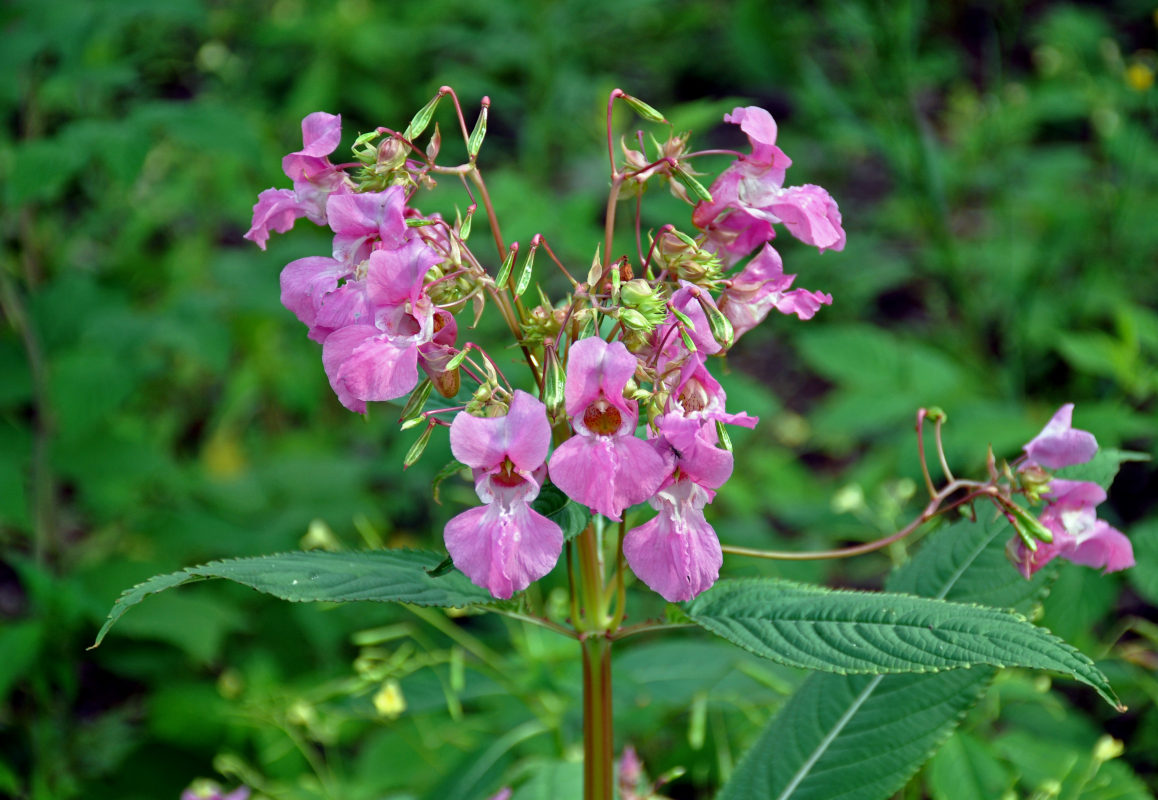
(576, 524, 614, 800)
(581, 634, 613, 800)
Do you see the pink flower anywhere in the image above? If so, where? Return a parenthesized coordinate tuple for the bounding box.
(718, 244, 832, 340)
(319, 239, 444, 412)
(1011, 479, 1133, 578)
(657, 348, 758, 430)
(1023, 403, 1099, 470)
(623, 479, 722, 602)
(549, 338, 670, 521)
(444, 392, 563, 599)
(693, 106, 845, 261)
(245, 112, 351, 249)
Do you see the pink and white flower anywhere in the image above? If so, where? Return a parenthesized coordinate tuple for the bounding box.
(549, 338, 671, 521)
(1011, 479, 1134, 578)
(444, 391, 563, 599)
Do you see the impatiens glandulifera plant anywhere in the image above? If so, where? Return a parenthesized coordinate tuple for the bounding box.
(95, 89, 1137, 800)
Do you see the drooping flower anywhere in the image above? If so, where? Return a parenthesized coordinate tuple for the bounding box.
(622, 368, 755, 602)
(1010, 479, 1134, 578)
(319, 238, 445, 412)
(1022, 403, 1099, 470)
(623, 479, 722, 602)
(549, 338, 670, 521)
(443, 391, 563, 599)
(693, 106, 845, 262)
(245, 112, 351, 249)
(718, 243, 832, 340)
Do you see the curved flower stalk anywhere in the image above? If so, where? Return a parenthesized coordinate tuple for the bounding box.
(444, 391, 563, 599)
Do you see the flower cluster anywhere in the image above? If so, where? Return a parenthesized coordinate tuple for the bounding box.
(1009, 404, 1134, 577)
(247, 96, 843, 602)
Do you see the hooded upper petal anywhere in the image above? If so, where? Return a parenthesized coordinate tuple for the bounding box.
(1023, 404, 1099, 470)
(450, 391, 551, 474)
(549, 434, 670, 521)
(564, 337, 639, 430)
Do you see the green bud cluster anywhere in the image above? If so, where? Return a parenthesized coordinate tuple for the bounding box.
(656, 230, 723, 286)
(352, 130, 428, 192)
(424, 262, 474, 307)
(618, 279, 668, 332)
(520, 303, 567, 347)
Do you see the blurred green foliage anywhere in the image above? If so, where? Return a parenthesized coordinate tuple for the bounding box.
(1, 0, 1156, 798)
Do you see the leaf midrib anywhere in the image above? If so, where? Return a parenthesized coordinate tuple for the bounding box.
(769, 523, 1001, 800)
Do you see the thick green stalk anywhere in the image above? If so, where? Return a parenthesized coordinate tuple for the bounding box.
(575, 524, 614, 800)
(582, 633, 613, 800)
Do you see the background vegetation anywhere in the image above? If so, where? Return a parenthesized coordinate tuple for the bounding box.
(2, 0, 1156, 798)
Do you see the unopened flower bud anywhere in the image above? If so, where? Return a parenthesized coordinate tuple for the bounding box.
(619, 308, 652, 332)
(542, 345, 565, 420)
(1005, 501, 1054, 550)
(620, 279, 654, 306)
(699, 296, 734, 350)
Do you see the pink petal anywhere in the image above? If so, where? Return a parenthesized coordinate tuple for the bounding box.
(623, 480, 722, 602)
(327, 188, 408, 262)
(1067, 521, 1134, 573)
(724, 106, 792, 173)
(1023, 404, 1099, 470)
(321, 325, 419, 412)
(766, 184, 846, 252)
(299, 111, 342, 157)
(444, 499, 563, 599)
(450, 391, 551, 473)
(549, 434, 669, 521)
(655, 414, 733, 490)
(279, 256, 349, 330)
(366, 240, 442, 308)
(244, 188, 304, 249)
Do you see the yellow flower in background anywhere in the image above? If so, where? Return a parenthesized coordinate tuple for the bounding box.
(373, 679, 406, 719)
(1126, 61, 1154, 91)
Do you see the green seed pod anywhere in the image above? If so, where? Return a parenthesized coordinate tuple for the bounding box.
(404, 92, 444, 141)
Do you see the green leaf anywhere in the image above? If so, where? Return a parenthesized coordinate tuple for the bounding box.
(0, 621, 42, 699)
(687, 577, 1118, 708)
(531, 483, 588, 541)
(718, 670, 991, 800)
(926, 731, 1013, 800)
(510, 759, 583, 800)
(92, 550, 494, 648)
(714, 515, 1113, 800)
(1055, 448, 1148, 492)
